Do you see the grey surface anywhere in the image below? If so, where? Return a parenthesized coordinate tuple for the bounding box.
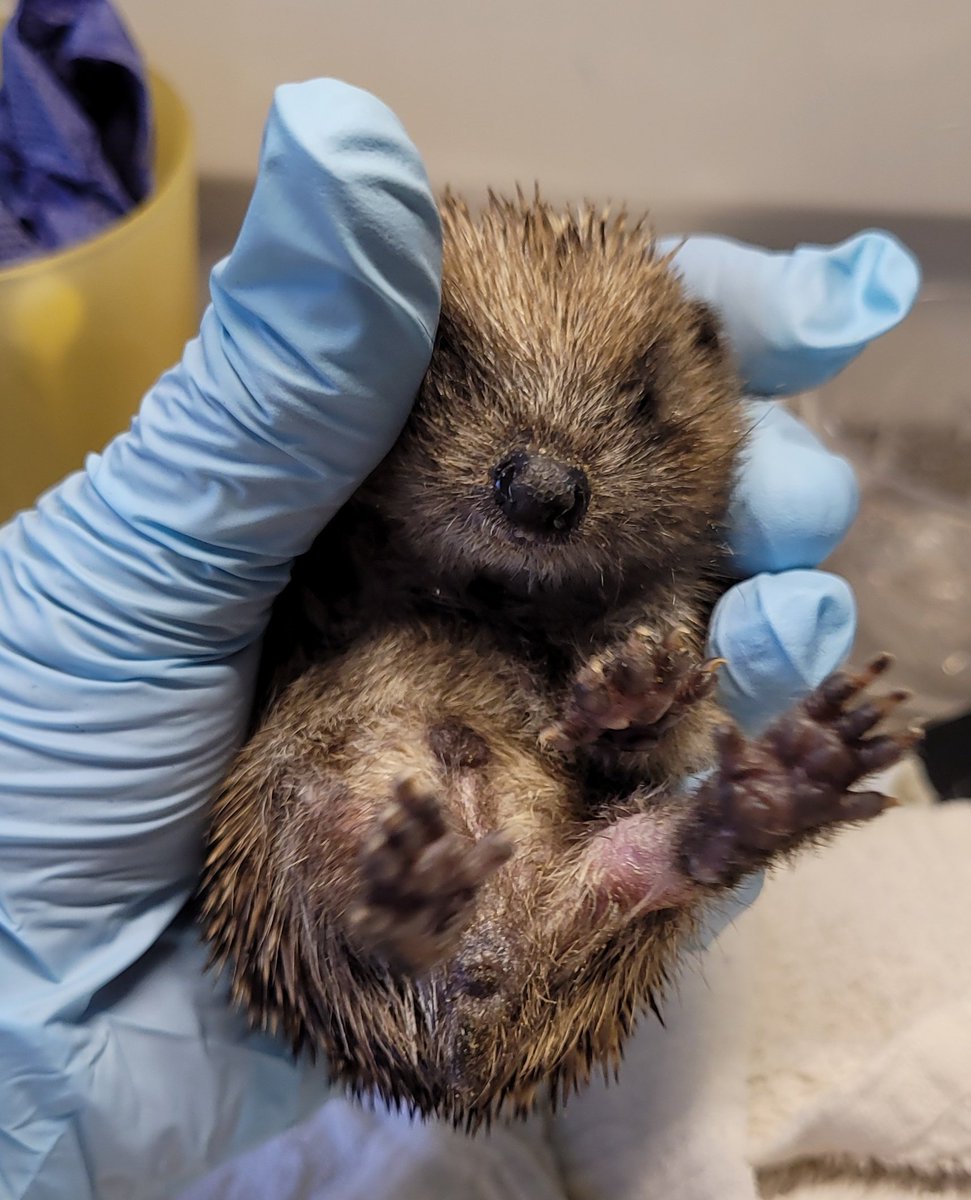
(197, 178, 252, 298)
(197, 174, 971, 289)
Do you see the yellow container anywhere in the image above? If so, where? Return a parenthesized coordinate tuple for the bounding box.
(0, 71, 198, 522)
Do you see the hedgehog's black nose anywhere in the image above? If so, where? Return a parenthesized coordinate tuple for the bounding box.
(492, 451, 590, 535)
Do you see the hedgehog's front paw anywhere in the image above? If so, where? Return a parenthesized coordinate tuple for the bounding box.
(349, 776, 513, 973)
(679, 655, 922, 887)
(541, 625, 723, 754)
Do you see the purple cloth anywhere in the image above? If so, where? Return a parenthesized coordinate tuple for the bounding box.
(0, 0, 152, 265)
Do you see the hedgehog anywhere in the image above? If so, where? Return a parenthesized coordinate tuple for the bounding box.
(200, 192, 917, 1130)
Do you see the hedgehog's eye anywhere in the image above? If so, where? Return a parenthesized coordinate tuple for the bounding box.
(626, 361, 659, 419)
(626, 353, 660, 420)
(634, 384, 657, 419)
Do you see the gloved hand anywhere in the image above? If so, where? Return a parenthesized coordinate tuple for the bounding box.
(670, 230, 921, 730)
(0, 78, 919, 1200)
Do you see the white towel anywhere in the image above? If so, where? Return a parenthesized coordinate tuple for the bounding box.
(747, 770, 971, 1193)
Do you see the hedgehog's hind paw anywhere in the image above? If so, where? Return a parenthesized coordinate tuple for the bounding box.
(349, 776, 513, 974)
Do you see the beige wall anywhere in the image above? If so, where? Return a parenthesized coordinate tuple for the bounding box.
(115, 1, 970, 226)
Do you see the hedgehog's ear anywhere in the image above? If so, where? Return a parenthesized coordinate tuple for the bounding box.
(426, 306, 466, 390)
(689, 301, 725, 356)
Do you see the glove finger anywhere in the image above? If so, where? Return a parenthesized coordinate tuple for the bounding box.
(211, 79, 441, 497)
(659, 230, 920, 396)
(728, 400, 859, 577)
(707, 569, 857, 733)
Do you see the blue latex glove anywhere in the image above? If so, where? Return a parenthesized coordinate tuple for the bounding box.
(687, 229, 919, 731)
(0, 78, 920, 1200)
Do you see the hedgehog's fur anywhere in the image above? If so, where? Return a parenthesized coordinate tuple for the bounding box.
(201, 192, 912, 1129)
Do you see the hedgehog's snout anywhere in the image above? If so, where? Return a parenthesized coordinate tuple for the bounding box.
(492, 450, 589, 537)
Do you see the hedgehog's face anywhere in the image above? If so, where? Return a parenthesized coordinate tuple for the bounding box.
(371, 197, 747, 597)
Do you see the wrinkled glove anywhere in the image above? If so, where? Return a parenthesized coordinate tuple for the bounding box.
(0, 78, 919, 1200)
(674, 230, 920, 728)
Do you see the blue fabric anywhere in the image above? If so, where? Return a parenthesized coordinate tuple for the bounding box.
(0, 76, 920, 1200)
(0, 0, 152, 264)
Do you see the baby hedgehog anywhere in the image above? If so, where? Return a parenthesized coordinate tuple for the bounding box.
(201, 192, 915, 1129)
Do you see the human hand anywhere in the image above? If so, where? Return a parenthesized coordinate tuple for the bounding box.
(0, 77, 919, 1200)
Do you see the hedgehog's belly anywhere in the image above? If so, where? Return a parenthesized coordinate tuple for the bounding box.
(206, 614, 702, 1127)
(266, 621, 689, 1122)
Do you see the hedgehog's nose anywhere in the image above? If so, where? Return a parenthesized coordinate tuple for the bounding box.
(492, 451, 590, 535)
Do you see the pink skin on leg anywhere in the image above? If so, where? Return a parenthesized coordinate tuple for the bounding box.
(587, 812, 695, 913)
